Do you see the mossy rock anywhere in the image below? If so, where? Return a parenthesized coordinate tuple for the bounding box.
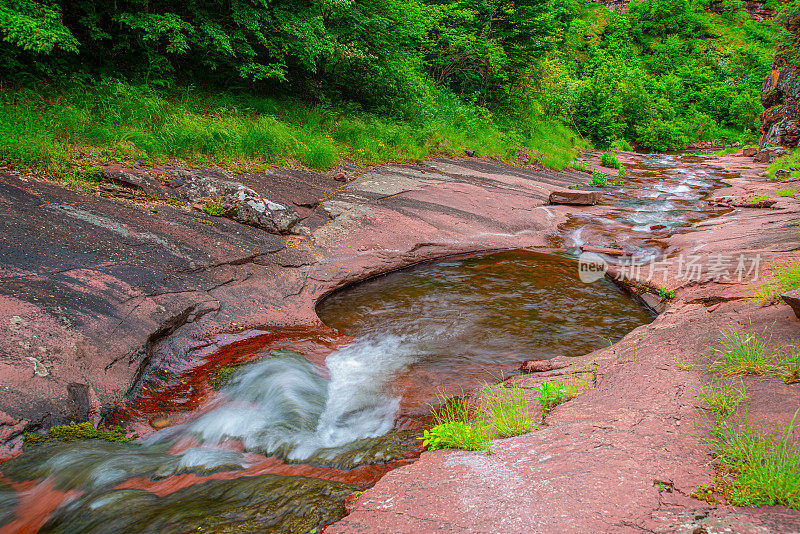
(294, 429, 422, 471)
(39, 474, 358, 533)
(24, 421, 135, 445)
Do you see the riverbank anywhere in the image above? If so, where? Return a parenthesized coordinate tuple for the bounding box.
(331, 151, 800, 533)
(1, 151, 799, 531)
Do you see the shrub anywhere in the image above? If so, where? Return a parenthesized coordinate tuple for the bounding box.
(611, 139, 633, 151)
(591, 170, 608, 187)
(618, 165, 626, 178)
(421, 421, 491, 452)
(601, 150, 621, 169)
(533, 380, 567, 417)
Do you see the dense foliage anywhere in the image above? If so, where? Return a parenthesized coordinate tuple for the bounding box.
(0, 0, 782, 158)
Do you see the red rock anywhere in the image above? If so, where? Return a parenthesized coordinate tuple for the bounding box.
(518, 359, 567, 373)
(640, 292, 667, 314)
(781, 288, 800, 319)
(548, 189, 603, 205)
(580, 245, 630, 257)
(742, 147, 758, 157)
(333, 172, 348, 182)
(732, 199, 777, 208)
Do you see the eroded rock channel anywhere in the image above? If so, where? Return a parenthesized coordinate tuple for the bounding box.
(0, 153, 784, 532)
(0, 250, 652, 532)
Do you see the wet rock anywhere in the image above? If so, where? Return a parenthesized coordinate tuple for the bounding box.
(0, 481, 17, 527)
(580, 245, 630, 257)
(518, 359, 568, 374)
(298, 430, 421, 471)
(781, 288, 800, 319)
(2, 439, 244, 490)
(39, 474, 357, 534)
(548, 189, 603, 205)
(66, 383, 93, 423)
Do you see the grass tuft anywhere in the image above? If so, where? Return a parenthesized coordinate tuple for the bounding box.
(480, 385, 537, 439)
(710, 411, 800, 509)
(709, 328, 774, 376)
(698, 380, 746, 419)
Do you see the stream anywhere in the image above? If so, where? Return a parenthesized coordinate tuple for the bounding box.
(0, 154, 732, 533)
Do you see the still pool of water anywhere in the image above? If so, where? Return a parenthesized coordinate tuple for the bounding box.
(317, 250, 654, 418)
(0, 251, 653, 533)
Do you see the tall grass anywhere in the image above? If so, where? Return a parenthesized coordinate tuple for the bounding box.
(0, 82, 581, 177)
(710, 411, 800, 509)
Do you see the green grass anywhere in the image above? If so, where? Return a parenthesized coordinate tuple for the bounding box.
(421, 381, 554, 453)
(710, 412, 800, 509)
(767, 148, 800, 180)
(777, 188, 798, 197)
(422, 394, 492, 453)
(749, 194, 770, 203)
(202, 200, 226, 216)
(479, 385, 537, 438)
(698, 380, 747, 419)
(756, 256, 800, 302)
(0, 82, 582, 180)
(709, 328, 774, 376)
(657, 287, 675, 300)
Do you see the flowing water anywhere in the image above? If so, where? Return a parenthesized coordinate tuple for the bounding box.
(556, 154, 733, 261)
(0, 154, 721, 533)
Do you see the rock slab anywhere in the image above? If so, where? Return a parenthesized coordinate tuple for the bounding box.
(548, 189, 603, 205)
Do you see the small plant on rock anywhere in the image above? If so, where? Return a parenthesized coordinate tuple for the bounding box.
(776, 347, 800, 384)
(534, 380, 567, 418)
(710, 327, 774, 376)
(691, 483, 717, 503)
(709, 411, 800, 509)
(618, 165, 627, 178)
(203, 200, 227, 216)
(480, 385, 537, 438)
(591, 170, 608, 187)
(657, 287, 674, 300)
(421, 421, 491, 453)
(422, 394, 492, 453)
